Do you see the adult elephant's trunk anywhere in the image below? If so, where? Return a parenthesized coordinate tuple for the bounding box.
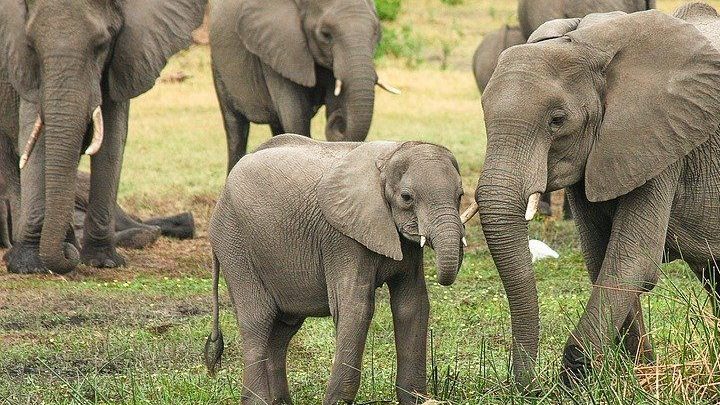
(429, 208, 464, 286)
(474, 125, 547, 389)
(38, 63, 93, 274)
(330, 33, 376, 142)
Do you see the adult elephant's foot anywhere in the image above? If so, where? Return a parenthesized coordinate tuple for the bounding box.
(114, 226, 161, 249)
(560, 344, 592, 387)
(81, 242, 126, 268)
(144, 212, 195, 240)
(3, 242, 68, 274)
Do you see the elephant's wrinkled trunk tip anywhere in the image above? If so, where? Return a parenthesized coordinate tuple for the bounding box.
(460, 201, 479, 224)
(84, 106, 104, 156)
(376, 76, 401, 95)
(18, 115, 44, 170)
(525, 192, 541, 221)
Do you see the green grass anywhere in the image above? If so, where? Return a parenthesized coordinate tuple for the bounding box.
(3, 0, 720, 403)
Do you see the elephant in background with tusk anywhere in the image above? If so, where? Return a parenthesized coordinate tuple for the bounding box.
(204, 134, 466, 404)
(210, 0, 401, 173)
(0, 0, 207, 274)
(465, 5, 720, 388)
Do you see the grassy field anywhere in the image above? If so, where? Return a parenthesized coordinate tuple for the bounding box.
(3, 0, 720, 403)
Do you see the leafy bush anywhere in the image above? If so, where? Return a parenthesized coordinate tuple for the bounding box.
(375, 25, 424, 67)
(376, 0, 401, 21)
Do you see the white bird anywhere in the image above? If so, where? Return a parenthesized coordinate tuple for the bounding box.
(529, 239, 559, 263)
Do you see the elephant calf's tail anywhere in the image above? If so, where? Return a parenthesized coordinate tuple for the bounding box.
(204, 250, 224, 377)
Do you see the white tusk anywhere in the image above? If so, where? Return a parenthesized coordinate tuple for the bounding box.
(462, 237, 468, 247)
(19, 114, 43, 169)
(334, 79, 342, 96)
(525, 193, 542, 221)
(460, 201, 479, 224)
(376, 77, 401, 95)
(420, 235, 426, 248)
(85, 106, 104, 155)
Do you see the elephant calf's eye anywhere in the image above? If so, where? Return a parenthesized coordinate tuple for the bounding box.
(549, 114, 567, 130)
(319, 28, 333, 42)
(401, 192, 413, 204)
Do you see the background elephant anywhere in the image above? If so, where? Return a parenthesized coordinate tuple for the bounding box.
(204, 134, 465, 404)
(210, 0, 399, 173)
(0, 0, 207, 274)
(472, 25, 525, 93)
(466, 6, 720, 388)
(518, 0, 655, 39)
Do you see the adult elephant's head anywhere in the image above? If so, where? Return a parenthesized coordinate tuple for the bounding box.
(466, 10, 720, 388)
(319, 142, 465, 286)
(239, 0, 395, 142)
(0, 0, 206, 274)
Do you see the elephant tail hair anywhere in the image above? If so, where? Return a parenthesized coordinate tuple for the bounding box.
(204, 250, 224, 377)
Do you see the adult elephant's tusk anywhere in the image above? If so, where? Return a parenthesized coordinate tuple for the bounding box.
(85, 106, 104, 155)
(462, 237, 468, 247)
(460, 201, 479, 224)
(420, 235, 426, 248)
(525, 192, 542, 221)
(19, 114, 44, 170)
(334, 79, 342, 96)
(376, 77, 401, 95)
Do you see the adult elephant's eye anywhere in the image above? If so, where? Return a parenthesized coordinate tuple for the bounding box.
(401, 192, 413, 204)
(318, 28, 332, 43)
(549, 113, 567, 130)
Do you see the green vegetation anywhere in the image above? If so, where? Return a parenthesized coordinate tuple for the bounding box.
(3, 0, 720, 403)
(376, 0, 402, 21)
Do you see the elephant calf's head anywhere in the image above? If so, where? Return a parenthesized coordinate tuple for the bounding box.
(318, 142, 465, 286)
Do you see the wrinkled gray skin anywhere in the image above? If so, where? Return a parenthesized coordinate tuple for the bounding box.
(210, 0, 382, 173)
(518, 0, 655, 39)
(474, 6, 720, 388)
(472, 26, 525, 93)
(204, 134, 465, 404)
(0, 0, 206, 274)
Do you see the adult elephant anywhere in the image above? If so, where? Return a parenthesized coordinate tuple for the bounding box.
(463, 6, 720, 388)
(0, 0, 207, 274)
(210, 0, 399, 173)
(518, 0, 655, 39)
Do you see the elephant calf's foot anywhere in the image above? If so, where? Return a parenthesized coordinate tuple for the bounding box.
(114, 226, 161, 249)
(144, 212, 195, 240)
(560, 345, 592, 387)
(4, 242, 48, 274)
(81, 242, 126, 268)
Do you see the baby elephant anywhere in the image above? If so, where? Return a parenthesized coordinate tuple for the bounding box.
(205, 134, 466, 404)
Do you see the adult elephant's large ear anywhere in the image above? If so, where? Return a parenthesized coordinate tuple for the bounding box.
(238, 0, 315, 88)
(318, 142, 403, 261)
(574, 10, 720, 202)
(0, 0, 38, 102)
(108, 0, 207, 101)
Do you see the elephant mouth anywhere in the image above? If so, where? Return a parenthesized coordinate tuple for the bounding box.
(325, 110, 346, 142)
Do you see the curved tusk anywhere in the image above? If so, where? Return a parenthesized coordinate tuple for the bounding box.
(85, 106, 104, 155)
(460, 201, 479, 224)
(376, 77, 401, 95)
(525, 192, 542, 221)
(334, 79, 342, 97)
(19, 114, 43, 169)
(420, 235, 426, 248)
(462, 237, 468, 247)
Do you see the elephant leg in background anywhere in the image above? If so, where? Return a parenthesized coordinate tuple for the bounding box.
(266, 317, 305, 403)
(213, 67, 250, 174)
(81, 99, 129, 268)
(388, 265, 430, 403)
(0, 200, 10, 248)
(265, 69, 313, 138)
(5, 102, 53, 274)
(689, 261, 720, 318)
(561, 172, 678, 384)
(324, 253, 377, 404)
(112, 202, 162, 250)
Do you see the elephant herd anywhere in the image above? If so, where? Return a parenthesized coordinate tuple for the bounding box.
(1, 0, 720, 403)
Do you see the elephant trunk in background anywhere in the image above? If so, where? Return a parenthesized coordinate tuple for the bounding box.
(429, 208, 464, 286)
(332, 27, 376, 142)
(38, 59, 94, 274)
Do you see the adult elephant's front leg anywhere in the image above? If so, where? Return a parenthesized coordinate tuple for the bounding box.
(81, 99, 129, 268)
(388, 266, 429, 404)
(561, 171, 678, 385)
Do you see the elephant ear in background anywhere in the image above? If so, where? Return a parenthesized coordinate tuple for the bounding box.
(318, 142, 404, 261)
(238, 0, 316, 88)
(108, 0, 207, 100)
(571, 10, 720, 202)
(0, 0, 39, 102)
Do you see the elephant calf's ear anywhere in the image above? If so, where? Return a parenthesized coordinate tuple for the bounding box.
(108, 0, 207, 101)
(317, 142, 403, 261)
